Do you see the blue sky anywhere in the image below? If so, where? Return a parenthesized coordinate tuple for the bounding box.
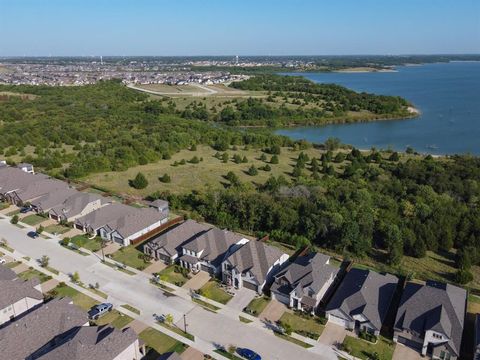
(1, 0, 479, 56)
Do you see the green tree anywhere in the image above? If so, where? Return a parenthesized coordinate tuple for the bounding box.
(130, 172, 148, 189)
(159, 174, 171, 183)
(247, 165, 258, 176)
(270, 155, 279, 164)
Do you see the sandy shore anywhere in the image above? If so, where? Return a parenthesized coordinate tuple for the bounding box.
(335, 67, 397, 73)
(407, 106, 420, 115)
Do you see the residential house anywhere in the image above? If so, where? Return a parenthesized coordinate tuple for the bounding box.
(0, 297, 89, 360)
(0, 273, 44, 326)
(37, 326, 145, 360)
(97, 207, 169, 246)
(179, 227, 249, 275)
(393, 281, 466, 360)
(143, 219, 210, 264)
(49, 192, 106, 222)
(74, 203, 137, 236)
(0, 166, 49, 202)
(30, 188, 78, 214)
(271, 253, 339, 313)
(0, 264, 17, 280)
(222, 240, 289, 293)
(5, 177, 69, 206)
(325, 268, 398, 336)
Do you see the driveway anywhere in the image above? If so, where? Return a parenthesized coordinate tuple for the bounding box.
(182, 271, 210, 291)
(225, 287, 257, 312)
(259, 299, 286, 322)
(318, 322, 348, 347)
(180, 346, 204, 360)
(143, 260, 167, 275)
(98, 242, 120, 256)
(62, 228, 84, 238)
(393, 343, 422, 360)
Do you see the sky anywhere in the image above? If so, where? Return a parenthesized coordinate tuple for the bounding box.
(0, 0, 479, 56)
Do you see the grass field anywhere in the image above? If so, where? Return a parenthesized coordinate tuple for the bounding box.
(244, 296, 270, 316)
(139, 327, 187, 355)
(82, 145, 336, 196)
(44, 224, 70, 235)
(51, 284, 99, 310)
(198, 280, 233, 304)
(17, 267, 52, 283)
(279, 312, 325, 339)
(111, 244, 149, 270)
(343, 335, 395, 360)
(158, 265, 190, 286)
(70, 235, 103, 252)
(21, 214, 46, 226)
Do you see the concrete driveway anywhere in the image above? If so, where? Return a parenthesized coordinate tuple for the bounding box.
(393, 343, 421, 360)
(259, 299, 286, 322)
(180, 346, 204, 360)
(182, 271, 210, 291)
(143, 260, 167, 275)
(318, 322, 348, 347)
(225, 287, 257, 312)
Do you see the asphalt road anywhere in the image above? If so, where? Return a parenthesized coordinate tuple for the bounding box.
(0, 218, 336, 360)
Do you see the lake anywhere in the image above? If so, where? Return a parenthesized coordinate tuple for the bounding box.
(276, 62, 480, 155)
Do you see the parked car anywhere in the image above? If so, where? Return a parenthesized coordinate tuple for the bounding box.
(27, 231, 39, 239)
(88, 303, 113, 320)
(237, 348, 262, 360)
(0, 258, 6, 264)
(20, 206, 32, 214)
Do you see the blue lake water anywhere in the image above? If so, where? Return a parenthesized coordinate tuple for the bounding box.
(276, 62, 480, 155)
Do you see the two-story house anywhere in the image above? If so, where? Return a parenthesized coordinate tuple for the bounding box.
(394, 281, 466, 360)
(271, 252, 339, 314)
(222, 240, 289, 294)
(179, 227, 249, 275)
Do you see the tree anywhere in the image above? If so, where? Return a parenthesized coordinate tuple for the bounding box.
(455, 269, 473, 284)
(10, 215, 19, 224)
(39, 255, 49, 268)
(190, 144, 197, 151)
(164, 313, 174, 326)
(325, 137, 341, 151)
(389, 152, 400, 161)
(260, 153, 267, 161)
(262, 164, 271, 172)
(233, 154, 242, 164)
(130, 172, 148, 189)
(247, 165, 258, 176)
(189, 156, 200, 164)
(36, 225, 44, 234)
(71, 271, 80, 283)
(159, 174, 171, 183)
(222, 152, 229, 163)
(270, 155, 279, 164)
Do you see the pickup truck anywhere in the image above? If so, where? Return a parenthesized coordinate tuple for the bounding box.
(88, 303, 113, 320)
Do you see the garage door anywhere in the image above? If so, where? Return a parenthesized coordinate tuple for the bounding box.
(243, 280, 258, 292)
(272, 291, 290, 306)
(201, 264, 212, 274)
(113, 236, 124, 245)
(397, 336, 422, 350)
(75, 224, 84, 231)
(50, 214, 59, 221)
(328, 314, 348, 327)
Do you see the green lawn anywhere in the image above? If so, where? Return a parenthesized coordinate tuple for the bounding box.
(158, 265, 190, 286)
(239, 315, 253, 324)
(50, 284, 99, 311)
(70, 235, 103, 252)
(158, 322, 195, 341)
(273, 331, 313, 348)
(111, 245, 149, 270)
(101, 260, 136, 275)
(343, 335, 395, 360)
(21, 214, 46, 226)
(6, 209, 20, 216)
(44, 224, 70, 235)
(121, 304, 141, 315)
(0, 243, 14, 252)
(17, 267, 52, 283)
(0, 201, 9, 210)
(5, 261, 21, 268)
(192, 298, 220, 312)
(139, 327, 187, 355)
(199, 280, 233, 304)
(93, 309, 134, 329)
(279, 312, 325, 339)
(244, 296, 270, 316)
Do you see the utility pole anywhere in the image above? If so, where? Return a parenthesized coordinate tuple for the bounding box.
(183, 314, 188, 334)
(100, 238, 105, 262)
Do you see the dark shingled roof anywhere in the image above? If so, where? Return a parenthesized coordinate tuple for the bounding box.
(0, 278, 43, 309)
(0, 297, 89, 360)
(394, 281, 466, 357)
(226, 240, 286, 286)
(326, 268, 398, 331)
(37, 326, 139, 360)
(0, 264, 17, 280)
(271, 253, 339, 299)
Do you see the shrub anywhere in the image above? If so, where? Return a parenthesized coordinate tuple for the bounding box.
(129, 172, 148, 189)
(10, 215, 19, 224)
(159, 174, 171, 183)
(270, 155, 279, 164)
(189, 156, 200, 164)
(247, 165, 258, 176)
(455, 269, 473, 284)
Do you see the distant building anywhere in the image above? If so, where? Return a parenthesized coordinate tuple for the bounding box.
(16, 163, 34, 174)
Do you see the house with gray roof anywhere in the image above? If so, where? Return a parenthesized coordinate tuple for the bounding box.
(0, 297, 89, 360)
(325, 268, 398, 336)
(97, 207, 169, 247)
(222, 240, 289, 293)
(16, 163, 34, 174)
(0, 274, 44, 326)
(0, 166, 49, 203)
(30, 188, 78, 214)
(149, 199, 169, 218)
(5, 177, 69, 206)
(74, 203, 134, 235)
(49, 192, 106, 222)
(393, 281, 466, 360)
(271, 253, 339, 314)
(37, 325, 145, 360)
(0, 264, 17, 280)
(179, 227, 249, 275)
(143, 219, 211, 264)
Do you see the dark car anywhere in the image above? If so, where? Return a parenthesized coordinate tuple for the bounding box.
(20, 207, 32, 214)
(27, 231, 39, 238)
(88, 303, 113, 320)
(237, 348, 261, 360)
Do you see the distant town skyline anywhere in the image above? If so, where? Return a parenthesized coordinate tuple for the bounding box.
(0, 0, 479, 56)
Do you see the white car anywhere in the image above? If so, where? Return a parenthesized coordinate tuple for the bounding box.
(0, 258, 6, 265)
